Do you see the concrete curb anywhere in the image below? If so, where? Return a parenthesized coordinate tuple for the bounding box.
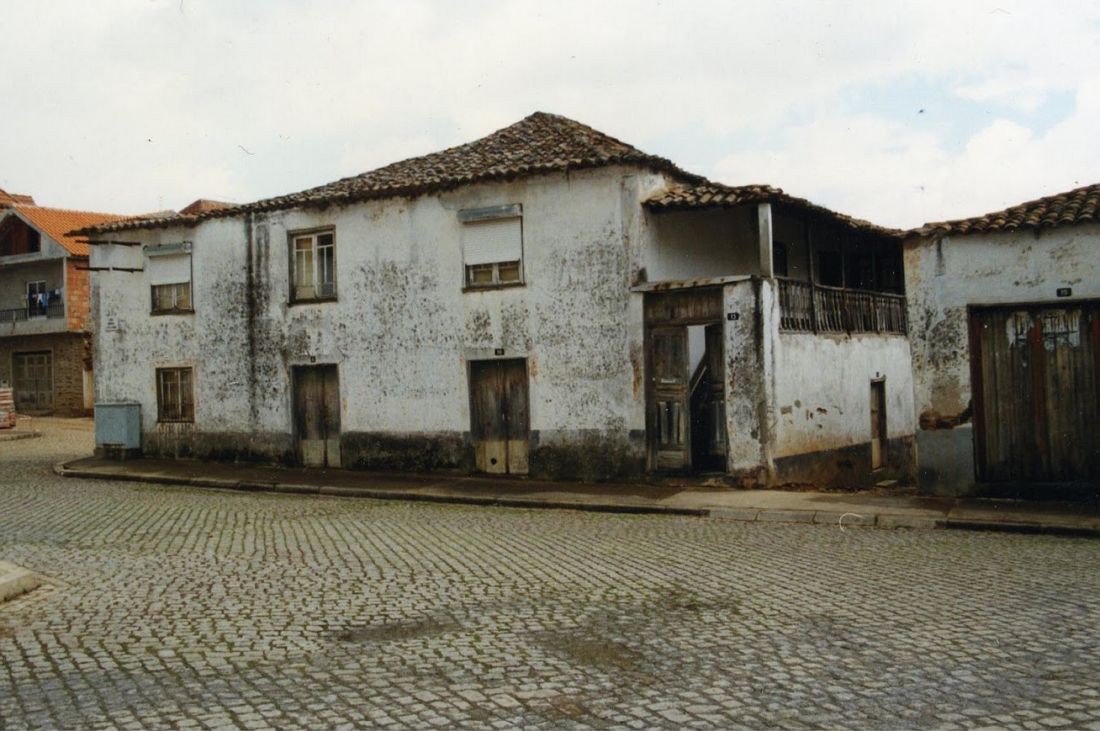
(54, 461, 1100, 537)
(0, 431, 41, 442)
(55, 462, 707, 517)
(0, 561, 41, 604)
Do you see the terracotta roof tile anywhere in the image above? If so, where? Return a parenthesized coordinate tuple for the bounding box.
(13, 205, 128, 256)
(0, 188, 35, 207)
(917, 183, 1100, 236)
(645, 182, 904, 238)
(75, 112, 703, 235)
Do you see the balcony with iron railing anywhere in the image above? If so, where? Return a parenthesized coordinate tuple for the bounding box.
(0, 300, 68, 335)
(777, 277, 907, 335)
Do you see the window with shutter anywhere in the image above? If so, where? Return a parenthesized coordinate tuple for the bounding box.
(147, 250, 193, 314)
(460, 205, 523, 289)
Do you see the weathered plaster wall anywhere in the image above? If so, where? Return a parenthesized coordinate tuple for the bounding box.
(93, 166, 672, 477)
(771, 330, 915, 486)
(645, 207, 760, 282)
(904, 224, 1100, 494)
(721, 278, 771, 484)
(721, 277, 915, 487)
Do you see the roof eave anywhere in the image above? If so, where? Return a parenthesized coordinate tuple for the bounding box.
(74, 156, 703, 238)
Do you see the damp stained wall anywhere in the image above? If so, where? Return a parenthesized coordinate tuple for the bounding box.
(91, 166, 672, 469)
(904, 223, 1100, 421)
(903, 223, 1100, 494)
(721, 277, 916, 486)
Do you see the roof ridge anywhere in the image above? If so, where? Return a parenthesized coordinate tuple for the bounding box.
(74, 111, 704, 236)
(14, 203, 129, 219)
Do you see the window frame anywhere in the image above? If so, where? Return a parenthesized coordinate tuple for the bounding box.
(146, 244, 194, 316)
(155, 366, 195, 423)
(459, 204, 525, 291)
(288, 227, 337, 304)
(150, 281, 193, 315)
(26, 280, 48, 318)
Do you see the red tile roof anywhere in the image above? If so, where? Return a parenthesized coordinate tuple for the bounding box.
(74, 112, 704, 235)
(0, 188, 35, 207)
(645, 182, 905, 238)
(13, 205, 128, 256)
(917, 183, 1100, 236)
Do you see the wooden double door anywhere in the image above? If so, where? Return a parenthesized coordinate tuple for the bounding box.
(469, 359, 529, 475)
(648, 324, 726, 472)
(13, 351, 52, 413)
(293, 365, 341, 468)
(969, 304, 1100, 483)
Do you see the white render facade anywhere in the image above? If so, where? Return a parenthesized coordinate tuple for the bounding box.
(94, 167, 659, 475)
(904, 221, 1100, 495)
(87, 113, 917, 485)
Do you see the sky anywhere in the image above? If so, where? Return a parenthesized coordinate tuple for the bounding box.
(2, 0, 1099, 229)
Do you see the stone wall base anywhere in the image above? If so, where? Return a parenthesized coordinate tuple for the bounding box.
(772, 435, 917, 489)
(140, 427, 647, 481)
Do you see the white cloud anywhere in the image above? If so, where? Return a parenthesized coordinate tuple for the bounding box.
(0, 0, 1098, 225)
(714, 72, 1100, 229)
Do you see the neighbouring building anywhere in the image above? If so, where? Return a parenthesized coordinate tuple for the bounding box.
(905, 184, 1100, 497)
(77, 112, 916, 486)
(0, 189, 125, 415)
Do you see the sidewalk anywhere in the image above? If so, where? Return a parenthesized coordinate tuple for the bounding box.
(0, 416, 41, 442)
(56, 455, 1100, 537)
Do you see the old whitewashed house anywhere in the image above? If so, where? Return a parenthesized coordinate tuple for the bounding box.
(905, 185, 1100, 497)
(77, 112, 916, 486)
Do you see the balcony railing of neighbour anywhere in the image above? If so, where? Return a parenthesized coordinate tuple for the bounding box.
(0, 300, 66, 324)
(777, 277, 907, 335)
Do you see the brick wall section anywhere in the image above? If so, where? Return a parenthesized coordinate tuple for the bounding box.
(0, 332, 91, 416)
(65, 257, 90, 332)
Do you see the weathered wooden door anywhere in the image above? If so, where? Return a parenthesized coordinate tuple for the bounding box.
(970, 305, 1100, 482)
(13, 351, 52, 412)
(293, 365, 341, 468)
(649, 327, 690, 470)
(469, 359, 529, 475)
(870, 379, 886, 470)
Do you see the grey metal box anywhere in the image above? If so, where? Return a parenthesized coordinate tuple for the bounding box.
(95, 402, 142, 452)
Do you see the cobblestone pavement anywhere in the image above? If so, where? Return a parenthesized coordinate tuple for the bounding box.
(2, 421, 1100, 730)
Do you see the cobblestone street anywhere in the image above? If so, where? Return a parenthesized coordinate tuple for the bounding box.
(2, 421, 1099, 730)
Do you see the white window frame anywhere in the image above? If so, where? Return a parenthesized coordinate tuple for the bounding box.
(290, 228, 337, 303)
(459, 204, 524, 290)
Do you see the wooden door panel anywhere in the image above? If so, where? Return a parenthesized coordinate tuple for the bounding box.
(704, 324, 726, 457)
(502, 359, 529, 475)
(294, 365, 340, 468)
(971, 304, 1100, 483)
(13, 352, 52, 412)
(870, 380, 886, 470)
(322, 365, 341, 468)
(649, 327, 689, 470)
(470, 359, 529, 475)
